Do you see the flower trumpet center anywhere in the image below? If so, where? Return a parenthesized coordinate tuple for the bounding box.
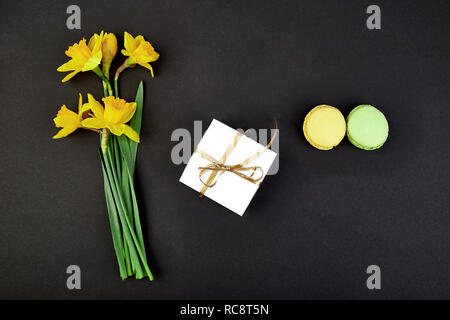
(102, 96, 137, 125)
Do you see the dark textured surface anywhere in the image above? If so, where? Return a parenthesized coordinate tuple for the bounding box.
(0, 0, 449, 299)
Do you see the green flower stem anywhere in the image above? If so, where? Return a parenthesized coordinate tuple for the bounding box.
(104, 146, 153, 280)
(102, 82, 109, 98)
(101, 155, 128, 280)
(112, 135, 134, 276)
(123, 234, 133, 276)
(100, 137, 128, 279)
(101, 136, 134, 279)
(112, 136, 122, 175)
(105, 80, 114, 96)
(114, 77, 119, 98)
(120, 165, 135, 276)
(127, 167, 147, 262)
(93, 66, 114, 96)
(104, 148, 145, 279)
(114, 59, 133, 98)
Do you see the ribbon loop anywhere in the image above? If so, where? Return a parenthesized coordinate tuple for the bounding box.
(198, 163, 264, 190)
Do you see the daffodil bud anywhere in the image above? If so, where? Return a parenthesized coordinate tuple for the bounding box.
(102, 33, 118, 65)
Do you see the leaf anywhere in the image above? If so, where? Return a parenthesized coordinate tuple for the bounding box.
(108, 81, 153, 280)
(105, 146, 144, 278)
(128, 169, 147, 261)
(126, 82, 149, 271)
(129, 81, 144, 173)
(99, 150, 128, 280)
(120, 162, 134, 276)
(107, 135, 135, 275)
(112, 135, 122, 181)
(131, 82, 144, 135)
(122, 230, 133, 276)
(115, 82, 143, 180)
(104, 146, 153, 279)
(98, 85, 152, 279)
(117, 135, 133, 178)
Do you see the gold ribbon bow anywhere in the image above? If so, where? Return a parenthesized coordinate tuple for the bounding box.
(195, 122, 278, 197)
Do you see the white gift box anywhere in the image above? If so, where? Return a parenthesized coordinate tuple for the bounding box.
(179, 119, 277, 216)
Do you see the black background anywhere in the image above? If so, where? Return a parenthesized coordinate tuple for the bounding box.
(0, 0, 449, 299)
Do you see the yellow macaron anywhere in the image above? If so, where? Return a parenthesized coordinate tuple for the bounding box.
(303, 105, 346, 150)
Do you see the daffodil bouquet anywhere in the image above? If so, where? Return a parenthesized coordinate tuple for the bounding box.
(53, 31, 159, 280)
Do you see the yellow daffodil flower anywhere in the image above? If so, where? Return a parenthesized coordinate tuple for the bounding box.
(121, 32, 159, 77)
(53, 94, 90, 139)
(81, 94, 140, 142)
(88, 31, 118, 78)
(57, 32, 104, 82)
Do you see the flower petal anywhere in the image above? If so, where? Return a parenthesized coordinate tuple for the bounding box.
(77, 93, 84, 114)
(87, 33, 98, 51)
(134, 35, 145, 47)
(54, 105, 80, 127)
(107, 123, 124, 136)
(61, 70, 80, 82)
(81, 50, 102, 71)
(87, 94, 104, 119)
(118, 102, 137, 124)
(134, 41, 159, 62)
(57, 59, 80, 72)
(80, 103, 91, 113)
(124, 32, 137, 52)
(53, 126, 78, 139)
(139, 62, 154, 77)
(88, 31, 105, 53)
(81, 117, 106, 129)
(103, 96, 133, 124)
(121, 48, 131, 57)
(121, 124, 140, 142)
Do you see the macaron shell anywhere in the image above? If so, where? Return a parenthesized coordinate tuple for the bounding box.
(346, 105, 389, 150)
(303, 105, 346, 150)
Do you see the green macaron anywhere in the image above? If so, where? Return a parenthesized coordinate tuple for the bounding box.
(346, 105, 389, 150)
